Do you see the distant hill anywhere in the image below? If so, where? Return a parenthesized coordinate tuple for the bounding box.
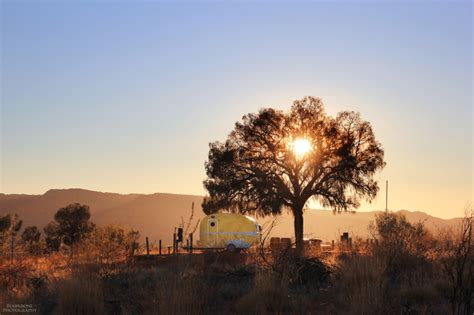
(0, 189, 463, 245)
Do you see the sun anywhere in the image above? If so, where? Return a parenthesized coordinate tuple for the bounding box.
(291, 138, 312, 158)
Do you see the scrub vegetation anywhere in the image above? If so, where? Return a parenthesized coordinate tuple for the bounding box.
(0, 204, 472, 314)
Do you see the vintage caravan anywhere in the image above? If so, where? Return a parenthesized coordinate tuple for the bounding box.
(198, 213, 261, 252)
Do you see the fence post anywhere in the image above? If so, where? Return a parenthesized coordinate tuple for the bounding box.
(146, 237, 150, 256)
(189, 233, 193, 254)
(173, 233, 176, 255)
(159, 240, 162, 256)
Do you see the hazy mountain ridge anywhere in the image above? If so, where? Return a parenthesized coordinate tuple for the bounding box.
(0, 189, 463, 244)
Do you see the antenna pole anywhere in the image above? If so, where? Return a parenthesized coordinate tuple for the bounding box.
(385, 180, 388, 213)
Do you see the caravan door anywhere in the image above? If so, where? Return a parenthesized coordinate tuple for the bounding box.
(207, 217, 218, 247)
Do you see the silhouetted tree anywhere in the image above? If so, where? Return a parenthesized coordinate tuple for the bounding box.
(5, 214, 23, 260)
(53, 203, 95, 257)
(370, 212, 427, 255)
(21, 226, 41, 254)
(44, 222, 61, 253)
(0, 214, 12, 248)
(203, 97, 385, 253)
(369, 212, 430, 286)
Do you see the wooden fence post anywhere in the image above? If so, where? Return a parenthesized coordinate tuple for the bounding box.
(189, 233, 193, 254)
(173, 233, 176, 255)
(146, 237, 150, 256)
(159, 240, 162, 256)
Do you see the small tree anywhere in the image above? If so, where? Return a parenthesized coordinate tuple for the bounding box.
(0, 214, 12, 250)
(369, 212, 430, 287)
(86, 225, 140, 270)
(21, 226, 41, 255)
(203, 97, 385, 254)
(3, 214, 23, 260)
(370, 212, 427, 256)
(53, 203, 95, 257)
(44, 222, 62, 253)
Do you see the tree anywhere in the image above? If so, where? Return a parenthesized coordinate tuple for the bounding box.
(369, 212, 431, 285)
(203, 97, 385, 253)
(21, 226, 41, 254)
(53, 203, 95, 257)
(1, 214, 23, 260)
(0, 214, 12, 248)
(370, 212, 428, 256)
(22, 226, 41, 244)
(44, 222, 61, 253)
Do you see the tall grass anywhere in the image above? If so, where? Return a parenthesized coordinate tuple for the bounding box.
(0, 211, 471, 314)
(54, 276, 105, 315)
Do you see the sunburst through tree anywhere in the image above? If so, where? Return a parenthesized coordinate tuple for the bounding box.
(203, 96, 386, 254)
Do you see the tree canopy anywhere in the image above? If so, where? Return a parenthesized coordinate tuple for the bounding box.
(21, 226, 41, 244)
(203, 96, 385, 253)
(50, 203, 95, 256)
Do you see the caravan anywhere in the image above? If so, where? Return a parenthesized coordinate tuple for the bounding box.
(198, 213, 261, 252)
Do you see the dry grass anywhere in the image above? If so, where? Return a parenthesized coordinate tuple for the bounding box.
(0, 247, 461, 315)
(54, 275, 105, 315)
(1, 210, 471, 315)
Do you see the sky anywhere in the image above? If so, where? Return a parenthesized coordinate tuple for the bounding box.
(1, 1, 472, 219)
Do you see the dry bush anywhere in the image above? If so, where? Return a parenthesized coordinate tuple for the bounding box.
(434, 207, 473, 315)
(0, 258, 35, 298)
(76, 225, 139, 277)
(328, 212, 446, 313)
(369, 212, 434, 286)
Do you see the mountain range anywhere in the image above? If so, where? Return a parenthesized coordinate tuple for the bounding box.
(0, 189, 463, 245)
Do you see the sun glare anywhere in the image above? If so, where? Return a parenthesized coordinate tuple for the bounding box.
(291, 138, 312, 158)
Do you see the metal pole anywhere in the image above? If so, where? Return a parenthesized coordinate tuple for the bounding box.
(159, 240, 162, 256)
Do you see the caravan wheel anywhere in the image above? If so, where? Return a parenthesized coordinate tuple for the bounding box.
(226, 244, 237, 253)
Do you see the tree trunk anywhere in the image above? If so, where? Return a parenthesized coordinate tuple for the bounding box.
(10, 232, 14, 261)
(293, 205, 304, 256)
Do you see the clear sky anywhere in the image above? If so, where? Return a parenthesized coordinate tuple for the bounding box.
(1, 1, 472, 219)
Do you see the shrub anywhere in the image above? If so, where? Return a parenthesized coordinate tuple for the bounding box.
(370, 212, 433, 286)
(81, 225, 140, 276)
(435, 207, 473, 315)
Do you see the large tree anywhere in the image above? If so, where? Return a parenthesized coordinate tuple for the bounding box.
(53, 203, 95, 257)
(203, 97, 385, 253)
